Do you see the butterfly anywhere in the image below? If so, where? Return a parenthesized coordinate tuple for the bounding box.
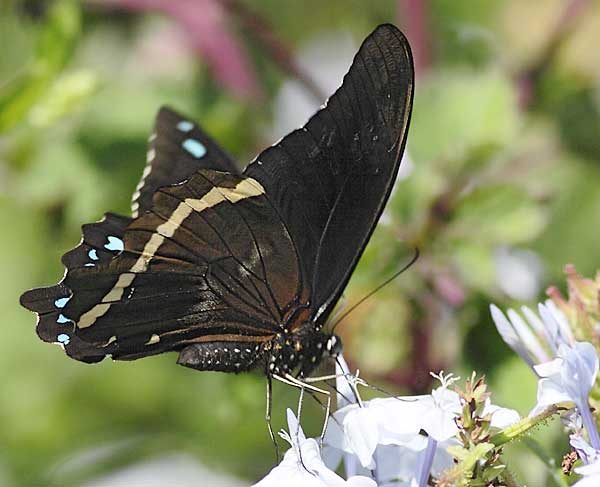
(20, 24, 413, 390)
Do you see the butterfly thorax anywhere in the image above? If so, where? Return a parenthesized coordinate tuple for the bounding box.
(264, 326, 342, 378)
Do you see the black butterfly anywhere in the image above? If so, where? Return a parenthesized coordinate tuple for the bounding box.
(20, 24, 413, 387)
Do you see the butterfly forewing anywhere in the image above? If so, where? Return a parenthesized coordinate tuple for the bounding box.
(244, 24, 413, 324)
(132, 106, 240, 217)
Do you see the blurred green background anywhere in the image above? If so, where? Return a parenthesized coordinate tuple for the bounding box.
(2, 0, 600, 485)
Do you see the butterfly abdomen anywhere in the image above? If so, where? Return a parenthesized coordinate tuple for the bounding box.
(177, 340, 267, 373)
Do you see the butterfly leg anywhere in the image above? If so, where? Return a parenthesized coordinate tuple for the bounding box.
(295, 383, 308, 470)
(273, 374, 332, 447)
(265, 375, 280, 462)
(302, 373, 347, 383)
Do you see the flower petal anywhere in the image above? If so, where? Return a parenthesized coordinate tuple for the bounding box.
(483, 402, 521, 429)
(346, 476, 378, 487)
(490, 304, 536, 369)
(343, 407, 380, 468)
(335, 355, 355, 409)
(506, 308, 548, 364)
(533, 357, 562, 377)
(561, 342, 599, 405)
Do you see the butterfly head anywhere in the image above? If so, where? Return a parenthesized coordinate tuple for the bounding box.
(295, 331, 343, 377)
(266, 326, 343, 378)
(325, 334, 342, 357)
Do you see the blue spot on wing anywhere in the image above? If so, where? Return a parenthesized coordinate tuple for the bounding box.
(176, 120, 194, 132)
(54, 296, 71, 308)
(182, 139, 207, 158)
(105, 236, 124, 252)
(57, 333, 70, 345)
(57, 313, 72, 324)
(88, 249, 99, 261)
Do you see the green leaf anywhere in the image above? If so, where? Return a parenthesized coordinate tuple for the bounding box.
(409, 69, 519, 167)
(0, 0, 80, 132)
(29, 70, 97, 127)
(450, 184, 547, 244)
(450, 241, 496, 291)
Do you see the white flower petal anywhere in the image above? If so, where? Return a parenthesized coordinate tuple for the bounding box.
(520, 305, 547, 337)
(576, 456, 600, 476)
(561, 342, 599, 404)
(421, 406, 459, 442)
(252, 447, 324, 487)
(418, 387, 461, 442)
(344, 407, 379, 468)
(374, 444, 421, 483)
(255, 410, 358, 487)
(430, 387, 462, 414)
(507, 308, 548, 365)
(537, 303, 562, 352)
(369, 397, 423, 437)
(335, 355, 355, 409)
(483, 402, 521, 429)
(321, 443, 344, 472)
(570, 434, 600, 465)
(345, 476, 377, 487)
(544, 299, 575, 345)
(533, 358, 563, 377)
(530, 342, 599, 417)
(255, 437, 359, 487)
(574, 457, 600, 487)
(490, 304, 535, 368)
(286, 408, 307, 446)
(573, 477, 600, 487)
(535, 377, 573, 407)
(431, 438, 460, 476)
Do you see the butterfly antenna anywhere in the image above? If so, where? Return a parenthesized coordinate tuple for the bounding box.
(331, 247, 420, 332)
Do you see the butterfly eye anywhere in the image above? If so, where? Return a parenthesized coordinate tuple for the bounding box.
(326, 335, 343, 356)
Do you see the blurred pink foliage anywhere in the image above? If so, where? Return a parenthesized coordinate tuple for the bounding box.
(397, 0, 431, 76)
(96, 0, 261, 99)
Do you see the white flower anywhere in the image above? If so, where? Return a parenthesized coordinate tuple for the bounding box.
(335, 355, 357, 410)
(574, 456, 600, 487)
(324, 390, 455, 470)
(570, 433, 600, 465)
(531, 341, 600, 450)
(490, 301, 575, 372)
(532, 342, 598, 412)
(324, 370, 519, 486)
(374, 441, 457, 483)
(483, 399, 520, 428)
(253, 409, 376, 487)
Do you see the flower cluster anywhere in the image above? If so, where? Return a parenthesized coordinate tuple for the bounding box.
(491, 265, 600, 486)
(253, 360, 518, 486)
(253, 266, 600, 486)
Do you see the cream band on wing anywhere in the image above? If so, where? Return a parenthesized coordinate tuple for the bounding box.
(77, 177, 265, 330)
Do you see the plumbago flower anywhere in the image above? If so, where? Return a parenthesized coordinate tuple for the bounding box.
(490, 300, 573, 371)
(573, 457, 600, 487)
(531, 342, 599, 443)
(491, 265, 600, 482)
(322, 360, 519, 486)
(252, 408, 376, 487)
(252, 356, 520, 487)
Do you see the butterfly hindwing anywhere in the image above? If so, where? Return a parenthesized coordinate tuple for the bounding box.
(244, 24, 413, 324)
(131, 106, 239, 217)
(21, 170, 308, 365)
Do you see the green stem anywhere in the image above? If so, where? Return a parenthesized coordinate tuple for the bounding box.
(490, 404, 571, 447)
